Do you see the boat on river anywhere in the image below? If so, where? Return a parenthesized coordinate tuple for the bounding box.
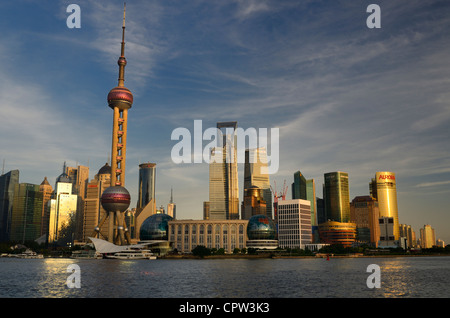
(105, 249, 157, 260)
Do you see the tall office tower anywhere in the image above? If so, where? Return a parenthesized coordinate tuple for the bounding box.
(243, 148, 272, 219)
(48, 171, 78, 244)
(83, 163, 111, 242)
(135, 163, 156, 240)
(66, 165, 89, 242)
(10, 183, 43, 243)
(209, 122, 239, 220)
(277, 199, 312, 249)
(167, 188, 176, 218)
(38, 177, 53, 239)
(137, 163, 156, 209)
(95, 4, 132, 245)
(420, 224, 435, 248)
(350, 196, 380, 247)
(241, 186, 267, 220)
(370, 172, 400, 240)
(323, 171, 350, 222)
(292, 171, 306, 200)
(66, 165, 89, 198)
(0, 169, 19, 241)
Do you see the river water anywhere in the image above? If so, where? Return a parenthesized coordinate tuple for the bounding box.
(1, 256, 449, 298)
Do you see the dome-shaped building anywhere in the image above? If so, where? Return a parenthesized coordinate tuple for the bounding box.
(140, 213, 173, 241)
(246, 215, 278, 250)
(139, 214, 173, 256)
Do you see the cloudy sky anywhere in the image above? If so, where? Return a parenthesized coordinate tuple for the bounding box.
(1, 0, 449, 243)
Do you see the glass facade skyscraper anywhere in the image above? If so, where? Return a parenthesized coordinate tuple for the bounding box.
(10, 183, 43, 243)
(0, 170, 19, 241)
(292, 171, 306, 200)
(137, 163, 156, 209)
(323, 171, 350, 223)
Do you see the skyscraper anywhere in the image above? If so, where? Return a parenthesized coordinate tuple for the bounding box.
(350, 195, 380, 247)
(243, 147, 272, 219)
(0, 169, 19, 241)
(48, 171, 78, 245)
(277, 199, 312, 249)
(39, 177, 53, 240)
(137, 163, 156, 210)
(241, 186, 267, 220)
(135, 163, 156, 240)
(10, 183, 43, 243)
(420, 224, 435, 249)
(209, 122, 239, 220)
(167, 187, 176, 219)
(323, 171, 350, 222)
(292, 171, 306, 200)
(370, 172, 400, 240)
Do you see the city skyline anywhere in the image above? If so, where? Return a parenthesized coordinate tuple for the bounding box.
(1, 1, 449, 243)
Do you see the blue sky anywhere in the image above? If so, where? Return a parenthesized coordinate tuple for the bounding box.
(1, 1, 449, 243)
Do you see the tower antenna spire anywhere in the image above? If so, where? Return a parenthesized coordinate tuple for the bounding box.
(118, 2, 127, 87)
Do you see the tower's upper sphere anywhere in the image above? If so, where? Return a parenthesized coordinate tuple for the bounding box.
(107, 86, 133, 110)
(101, 186, 131, 212)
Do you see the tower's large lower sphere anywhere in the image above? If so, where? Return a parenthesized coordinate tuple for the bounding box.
(101, 186, 131, 212)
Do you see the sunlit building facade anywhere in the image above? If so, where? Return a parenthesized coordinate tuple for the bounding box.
(370, 171, 400, 240)
(350, 195, 380, 247)
(82, 163, 111, 242)
(244, 147, 272, 219)
(420, 224, 436, 249)
(318, 220, 357, 248)
(48, 173, 78, 244)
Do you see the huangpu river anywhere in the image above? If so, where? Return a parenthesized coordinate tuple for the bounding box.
(1, 256, 449, 299)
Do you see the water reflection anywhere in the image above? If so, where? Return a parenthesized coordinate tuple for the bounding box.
(1, 256, 449, 298)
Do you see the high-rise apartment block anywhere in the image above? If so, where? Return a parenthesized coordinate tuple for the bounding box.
(277, 199, 312, 249)
(83, 163, 111, 242)
(39, 177, 53, 240)
(420, 224, 436, 248)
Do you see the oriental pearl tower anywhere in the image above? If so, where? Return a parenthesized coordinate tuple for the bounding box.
(94, 3, 132, 245)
